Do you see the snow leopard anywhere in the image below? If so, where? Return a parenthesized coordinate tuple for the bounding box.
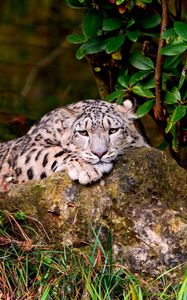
(0, 99, 147, 190)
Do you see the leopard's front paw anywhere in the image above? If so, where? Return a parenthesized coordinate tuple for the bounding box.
(65, 162, 103, 185)
(78, 165, 103, 184)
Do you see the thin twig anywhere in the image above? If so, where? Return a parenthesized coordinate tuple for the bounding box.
(154, 0, 168, 120)
(21, 44, 64, 97)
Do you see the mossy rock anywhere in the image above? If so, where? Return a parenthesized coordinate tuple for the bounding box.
(0, 147, 187, 276)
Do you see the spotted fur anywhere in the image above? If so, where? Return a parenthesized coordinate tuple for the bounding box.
(0, 99, 147, 189)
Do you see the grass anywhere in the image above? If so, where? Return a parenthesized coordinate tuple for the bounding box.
(0, 211, 186, 299)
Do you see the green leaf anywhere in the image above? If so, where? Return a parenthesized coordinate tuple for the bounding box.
(76, 39, 106, 59)
(105, 90, 124, 102)
(66, 0, 85, 8)
(178, 59, 187, 90)
(178, 65, 187, 90)
(127, 30, 140, 42)
(118, 73, 130, 88)
(171, 125, 178, 152)
(136, 99, 154, 118)
(138, 15, 161, 29)
(66, 34, 87, 44)
(83, 11, 102, 39)
(162, 28, 176, 40)
(160, 42, 187, 55)
(143, 77, 155, 88)
(164, 87, 181, 104)
(162, 73, 169, 91)
(127, 18, 135, 28)
(183, 89, 187, 99)
(103, 18, 123, 31)
(116, 94, 125, 104)
(130, 52, 154, 70)
(163, 55, 181, 70)
(76, 47, 86, 59)
(129, 70, 153, 86)
(170, 87, 181, 100)
(132, 85, 155, 98)
(165, 105, 186, 133)
(141, 0, 152, 3)
(174, 22, 187, 41)
(105, 35, 126, 54)
(116, 0, 126, 4)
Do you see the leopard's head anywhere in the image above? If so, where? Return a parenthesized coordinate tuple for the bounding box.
(60, 99, 147, 165)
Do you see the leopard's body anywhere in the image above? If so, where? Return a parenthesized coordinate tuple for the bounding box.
(0, 99, 147, 189)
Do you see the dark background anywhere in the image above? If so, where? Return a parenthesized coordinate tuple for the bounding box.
(0, 0, 98, 140)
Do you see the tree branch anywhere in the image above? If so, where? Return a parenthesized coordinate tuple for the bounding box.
(154, 0, 168, 120)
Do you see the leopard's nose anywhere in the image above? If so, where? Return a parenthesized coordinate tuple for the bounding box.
(92, 150, 107, 158)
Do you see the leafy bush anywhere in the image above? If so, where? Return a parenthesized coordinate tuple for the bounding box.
(66, 0, 187, 164)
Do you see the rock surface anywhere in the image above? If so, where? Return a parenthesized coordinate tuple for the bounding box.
(0, 147, 187, 275)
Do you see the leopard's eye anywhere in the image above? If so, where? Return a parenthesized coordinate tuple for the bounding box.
(78, 130, 89, 136)
(109, 128, 120, 135)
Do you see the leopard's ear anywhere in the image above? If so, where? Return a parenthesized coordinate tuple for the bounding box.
(116, 98, 136, 119)
(58, 107, 79, 127)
